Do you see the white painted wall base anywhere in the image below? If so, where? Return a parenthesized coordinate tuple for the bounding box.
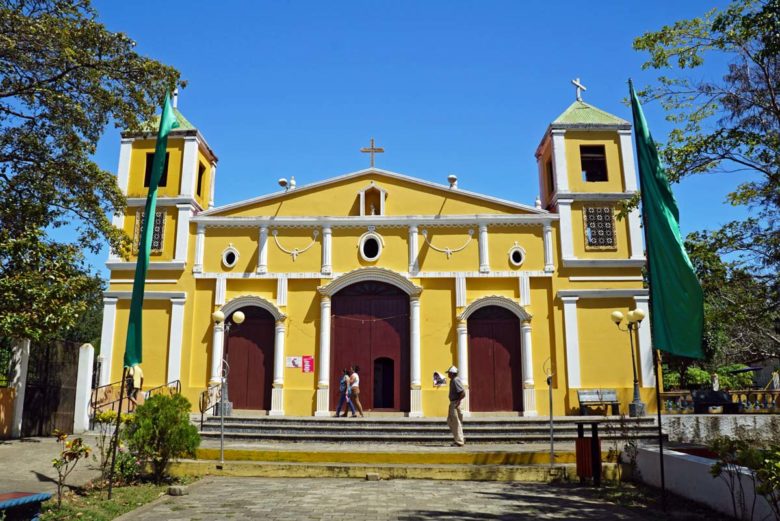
(269, 387, 284, 416)
(409, 388, 423, 417)
(461, 391, 471, 418)
(523, 387, 537, 417)
(662, 414, 780, 444)
(73, 343, 95, 433)
(11, 339, 30, 438)
(314, 388, 330, 416)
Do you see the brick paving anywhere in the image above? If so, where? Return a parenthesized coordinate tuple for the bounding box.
(119, 477, 662, 520)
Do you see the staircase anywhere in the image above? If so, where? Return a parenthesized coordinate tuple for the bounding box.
(198, 415, 662, 444)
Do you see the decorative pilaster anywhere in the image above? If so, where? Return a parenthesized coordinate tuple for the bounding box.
(73, 343, 95, 433)
(618, 129, 638, 192)
(214, 277, 226, 307)
(408, 225, 419, 274)
(166, 297, 187, 383)
(174, 204, 191, 263)
(455, 275, 467, 308)
(478, 224, 490, 273)
(456, 321, 469, 387)
(628, 209, 645, 260)
(315, 296, 332, 416)
(321, 225, 332, 275)
(518, 273, 531, 307)
(208, 163, 217, 209)
(409, 296, 422, 417)
(634, 296, 655, 387)
(210, 322, 225, 384)
(561, 296, 581, 389)
(521, 321, 537, 416)
(270, 320, 286, 416)
(558, 199, 575, 260)
(116, 138, 133, 194)
(180, 137, 199, 198)
(99, 297, 118, 385)
(257, 226, 269, 274)
(276, 276, 288, 307)
(543, 224, 555, 272)
(193, 224, 205, 273)
(551, 129, 569, 192)
(11, 339, 30, 438)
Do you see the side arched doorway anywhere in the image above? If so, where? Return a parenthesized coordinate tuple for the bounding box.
(331, 281, 410, 412)
(467, 306, 523, 412)
(226, 307, 275, 410)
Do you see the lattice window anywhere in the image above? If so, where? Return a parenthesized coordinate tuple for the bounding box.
(584, 205, 617, 250)
(134, 210, 166, 254)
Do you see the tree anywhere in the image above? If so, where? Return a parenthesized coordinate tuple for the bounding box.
(634, 0, 779, 361)
(0, 1, 181, 341)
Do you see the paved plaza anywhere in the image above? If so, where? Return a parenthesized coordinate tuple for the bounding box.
(119, 476, 698, 521)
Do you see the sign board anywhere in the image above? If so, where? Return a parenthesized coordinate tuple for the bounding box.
(302, 355, 314, 373)
(286, 356, 302, 369)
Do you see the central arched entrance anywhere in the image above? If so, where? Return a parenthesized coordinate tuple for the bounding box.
(331, 281, 410, 412)
(467, 305, 523, 412)
(226, 307, 275, 410)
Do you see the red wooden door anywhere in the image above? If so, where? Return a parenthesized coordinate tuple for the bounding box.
(226, 307, 275, 410)
(467, 306, 523, 412)
(331, 281, 409, 411)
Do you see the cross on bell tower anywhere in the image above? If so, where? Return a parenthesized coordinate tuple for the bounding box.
(360, 137, 384, 168)
(571, 77, 587, 101)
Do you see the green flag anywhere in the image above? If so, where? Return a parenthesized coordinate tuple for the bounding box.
(123, 94, 180, 368)
(629, 81, 704, 359)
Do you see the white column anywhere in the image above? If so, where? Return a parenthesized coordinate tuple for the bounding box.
(558, 199, 575, 260)
(180, 137, 199, 197)
(11, 339, 30, 438)
(618, 129, 638, 192)
(521, 321, 537, 416)
(193, 224, 205, 273)
(457, 320, 470, 416)
(257, 226, 269, 274)
(166, 297, 186, 383)
(634, 296, 655, 387)
(210, 322, 225, 384)
(214, 276, 226, 306)
(208, 163, 217, 209)
(174, 204, 191, 263)
(99, 297, 118, 385)
(116, 138, 133, 194)
(561, 296, 581, 389)
(455, 275, 467, 307)
(518, 273, 531, 307)
(628, 209, 645, 260)
(478, 224, 490, 273)
(408, 225, 419, 274)
(73, 343, 95, 433)
(551, 129, 569, 192)
(276, 276, 288, 307)
(270, 320, 286, 416)
(315, 296, 331, 416)
(321, 225, 332, 275)
(543, 224, 555, 272)
(409, 296, 422, 417)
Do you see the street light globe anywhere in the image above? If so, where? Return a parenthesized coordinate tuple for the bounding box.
(627, 310, 637, 323)
(611, 311, 624, 325)
(632, 308, 646, 323)
(232, 311, 246, 324)
(212, 310, 225, 324)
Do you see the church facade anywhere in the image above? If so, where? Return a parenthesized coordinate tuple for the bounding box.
(99, 97, 655, 417)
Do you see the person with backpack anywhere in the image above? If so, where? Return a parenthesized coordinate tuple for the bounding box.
(334, 368, 356, 418)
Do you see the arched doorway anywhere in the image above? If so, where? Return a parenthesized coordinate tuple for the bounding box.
(467, 306, 523, 412)
(226, 306, 275, 410)
(331, 281, 410, 412)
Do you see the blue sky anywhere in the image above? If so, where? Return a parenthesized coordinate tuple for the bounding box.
(89, 0, 745, 276)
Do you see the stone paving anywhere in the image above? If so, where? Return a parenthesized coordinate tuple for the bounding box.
(119, 477, 667, 521)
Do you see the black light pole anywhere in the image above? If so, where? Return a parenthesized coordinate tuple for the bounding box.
(212, 310, 245, 468)
(611, 310, 646, 417)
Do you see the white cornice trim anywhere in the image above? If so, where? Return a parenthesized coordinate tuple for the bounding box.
(125, 197, 203, 211)
(192, 270, 553, 280)
(191, 214, 558, 228)
(561, 258, 645, 268)
(458, 295, 532, 322)
(552, 191, 636, 204)
(220, 295, 286, 321)
(104, 291, 186, 300)
(106, 261, 186, 271)
(109, 279, 178, 284)
(200, 168, 548, 216)
(568, 276, 644, 282)
(318, 267, 422, 297)
(556, 288, 649, 299)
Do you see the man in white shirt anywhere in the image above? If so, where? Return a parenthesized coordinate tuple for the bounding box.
(446, 366, 465, 446)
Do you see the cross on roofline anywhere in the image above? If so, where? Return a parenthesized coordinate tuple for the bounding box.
(360, 137, 384, 168)
(571, 77, 586, 101)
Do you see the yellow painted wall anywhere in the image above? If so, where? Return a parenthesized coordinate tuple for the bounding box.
(564, 131, 625, 193)
(0, 387, 15, 438)
(126, 139, 185, 198)
(282, 279, 321, 414)
(267, 228, 323, 274)
(417, 227, 479, 272)
(123, 208, 176, 261)
(203, 228, 259, 274)
(111, 299, 171, 388)
(486, 226, 545, 272)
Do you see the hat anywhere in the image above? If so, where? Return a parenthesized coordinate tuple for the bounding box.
(446, 366, 458, 375)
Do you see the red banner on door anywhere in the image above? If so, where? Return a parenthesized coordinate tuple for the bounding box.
(302, 355, 314, 373)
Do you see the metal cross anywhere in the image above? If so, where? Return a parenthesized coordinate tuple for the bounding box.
(360, 137, 384, 168)
(571, 77, 587, 101)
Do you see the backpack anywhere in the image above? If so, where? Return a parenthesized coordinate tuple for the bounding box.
(339, 375, 347, 393)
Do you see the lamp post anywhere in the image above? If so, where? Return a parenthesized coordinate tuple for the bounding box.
(611, 308, 646, 417)
(212, 309, 245, 467)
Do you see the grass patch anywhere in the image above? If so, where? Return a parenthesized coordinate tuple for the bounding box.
(40, 482, 168, 521)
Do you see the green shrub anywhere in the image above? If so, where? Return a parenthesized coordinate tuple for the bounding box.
(124, 394, 199, 483)
(662, 364, 681, 390)
(717, 364, 754, 389)
(685, 366, 711, 388)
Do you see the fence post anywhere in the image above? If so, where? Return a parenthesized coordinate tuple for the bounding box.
(73, 343, 95, 433)
(11, 339, 31, 438)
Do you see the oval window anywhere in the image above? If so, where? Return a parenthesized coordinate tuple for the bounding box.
(359, 232, 383, 262)
(508, 244, 525, 267)
(222, 245, 239, 268)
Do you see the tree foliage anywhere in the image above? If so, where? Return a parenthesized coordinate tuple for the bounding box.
(0, 0, 181, 341)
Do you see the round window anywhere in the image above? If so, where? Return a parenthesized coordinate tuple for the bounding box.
(359, 232, 383, 262)
(508, 244, 526, 267)
(222, 245, 239, 268)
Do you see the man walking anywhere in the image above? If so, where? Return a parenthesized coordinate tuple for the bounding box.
(446, 366, 465, 446)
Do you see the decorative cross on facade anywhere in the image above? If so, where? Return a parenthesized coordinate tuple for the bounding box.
(360, 137, 384, 168)
(571, 78, 587, 101)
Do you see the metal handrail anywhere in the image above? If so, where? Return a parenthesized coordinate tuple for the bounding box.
(90, 379, 182, 421)
(199, 383, 221, 430)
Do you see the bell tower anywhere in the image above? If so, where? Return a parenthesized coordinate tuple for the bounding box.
(107, 96, 218, 269)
